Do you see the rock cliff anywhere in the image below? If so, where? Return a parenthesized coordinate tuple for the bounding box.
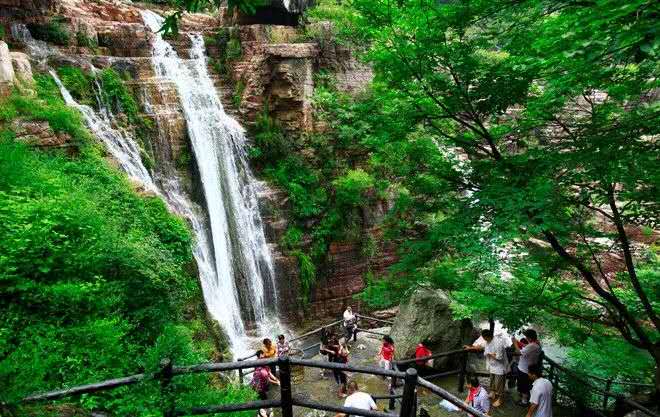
(1, 0, 391, 327)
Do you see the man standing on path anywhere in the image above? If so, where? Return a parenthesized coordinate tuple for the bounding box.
(526, 364, 553, 417)
(513, 329, 543, 406)
(334, 381, 378, 417)
(465, 329, 509, 407)
(343, 306, 357, 342)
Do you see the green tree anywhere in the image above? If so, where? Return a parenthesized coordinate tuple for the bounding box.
(321, 0, 659, 390)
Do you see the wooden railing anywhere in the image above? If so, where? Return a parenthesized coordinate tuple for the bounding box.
(16, 314, 658, 417)
(19, 357, 490, 417)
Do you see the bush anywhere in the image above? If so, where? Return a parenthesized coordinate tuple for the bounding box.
(226, 38, 242, 61)
(0, 77, 245, 415)
(27, 18, 70, 46)
(333, 169, 375, 208)
(75, 31, 98, 49)
(97, 68, 139, 123)
(56, 66, 95, 106)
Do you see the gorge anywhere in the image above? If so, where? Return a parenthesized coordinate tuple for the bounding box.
(1, 0, 657, 415)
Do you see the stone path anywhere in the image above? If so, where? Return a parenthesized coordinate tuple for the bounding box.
(259, 327, 573, 417)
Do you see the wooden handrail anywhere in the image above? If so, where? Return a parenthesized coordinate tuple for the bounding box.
(173, 358, 278, 375)
(293, 397, 394, 417)
(175, 399, 281, 416)
(394, 348, 467, 366)
(23, 372, 150, 402)
(355, 314, 394, 326)
(417, 377, 489, 417)
(290, 358, 406, 378)
(19, 331, 656, 417)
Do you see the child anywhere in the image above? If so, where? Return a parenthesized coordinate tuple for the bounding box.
(377, 336, 395, 372)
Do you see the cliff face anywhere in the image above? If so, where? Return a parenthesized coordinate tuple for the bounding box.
(1, 0, 393, 326)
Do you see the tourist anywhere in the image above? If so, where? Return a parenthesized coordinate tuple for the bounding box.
(465, 329, 509, 407)
(262, 338, 277, 374)
(526, 364, 553, 417)
(464, 376, 490, 416)
(325, 336, 344, 387)
(334, 340, 351, 397)
(319, 329, 334, 378)
(513, 329, 543, 406)
(334, 380, 378, 417)
(343, 306, 358, 342)
(276, 334, 290, 358)
(415, 339, 434, 376)
(377, 335, 395, 371)
(251, 350, 280, 400)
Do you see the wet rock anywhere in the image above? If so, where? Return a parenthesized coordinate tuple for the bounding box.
(390, 287, 475, 369)
(10, 51, 33, 83)
(0, 41, 15, 96)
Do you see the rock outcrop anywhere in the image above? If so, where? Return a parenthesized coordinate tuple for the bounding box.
(10, 51, 32, 83)
(12, 119, 75, 150)
(390, 287, 475, 369)
(0, 41, 15, 96)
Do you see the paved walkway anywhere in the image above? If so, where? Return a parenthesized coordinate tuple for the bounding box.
(258, 327, 573, 417)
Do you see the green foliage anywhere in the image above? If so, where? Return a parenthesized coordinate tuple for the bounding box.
(292, 250, 316, 304)
(333, 169, 374, 208)
(0, 78, 242, 415)
(98, 68, 140, 124)
(57, 66, 96, 107)
(232, 81, 246, 108)
(310, 0, 659, 386)
(0, 26, 5, 41)
(226, 38, 242, 61)
(27, 17, 70, 46)
(75, 31, 98, 49)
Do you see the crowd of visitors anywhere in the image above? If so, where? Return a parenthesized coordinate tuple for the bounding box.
(250, 308, 553, 417)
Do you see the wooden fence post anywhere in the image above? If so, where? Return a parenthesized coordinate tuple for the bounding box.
(602, 378, 613, 410)
(457, 352, 467, 393)
(159, 358, 175, 417)
(279, 357, 293, 417)
(238, 358, 244, 384)
(546, 361, 557, 403)
(399, 368, 418, 417)
(388, 381, 397, 411)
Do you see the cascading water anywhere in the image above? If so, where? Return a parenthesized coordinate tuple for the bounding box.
(50, 70, 159, 193)
(140, 10, 279, 353)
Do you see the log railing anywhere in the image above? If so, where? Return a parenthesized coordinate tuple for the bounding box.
(17, 313, 658, 417)
(19, 357, 490, 417)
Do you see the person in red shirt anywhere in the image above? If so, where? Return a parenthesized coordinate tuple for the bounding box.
(415, 339, 434, 376)
(377, 335, 395, 371)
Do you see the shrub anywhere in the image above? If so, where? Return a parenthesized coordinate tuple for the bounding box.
(332, 169, 375, 208)
(56, 66, 95, 106)
(291, 250, 316, 304)
(97, 68, 139, 123)
(75, 31, 98, 49)
(27, 18, 70, 46)
(232, 81, 246, 108)
(226, 38, 242, 61)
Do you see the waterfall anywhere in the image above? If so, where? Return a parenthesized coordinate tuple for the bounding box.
(140, 10, 279, 352)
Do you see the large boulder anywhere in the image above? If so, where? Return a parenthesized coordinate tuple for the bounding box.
(390, 287, 475, 369)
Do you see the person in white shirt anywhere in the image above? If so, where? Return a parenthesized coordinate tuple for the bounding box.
(343, 306, 357, 342)
(465, 329, 510, 407)
(513, 329, 543, 406)
(526, 364, 553, 417)
(334, 381, 378, 417)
